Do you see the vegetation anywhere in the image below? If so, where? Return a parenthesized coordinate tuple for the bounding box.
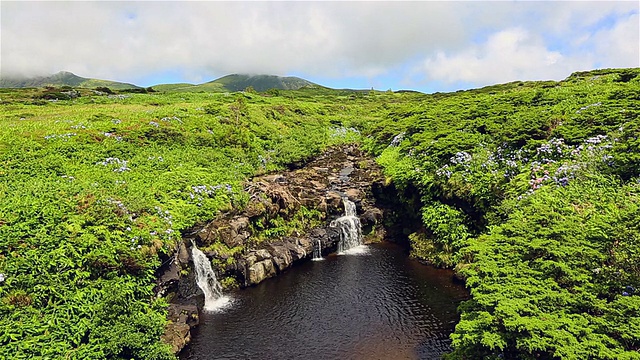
(0, 68, 638, 359)
(367, 68, 640, 359)
(0, 87, 362, 358)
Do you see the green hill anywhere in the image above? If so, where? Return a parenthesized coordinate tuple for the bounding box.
(0, 71, 141, 90)
(153, 74, 320, 93)
(209, 74, 318, 92)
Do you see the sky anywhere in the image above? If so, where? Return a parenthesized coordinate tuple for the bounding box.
(1, 1, 638, 93)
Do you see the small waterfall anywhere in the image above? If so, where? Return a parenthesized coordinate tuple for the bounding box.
(330, 198, 363, 254)
(191, 242, 230, 311)
(312, 239, 324, 261)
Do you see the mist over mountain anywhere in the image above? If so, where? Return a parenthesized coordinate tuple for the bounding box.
(0, 71, 141, 90)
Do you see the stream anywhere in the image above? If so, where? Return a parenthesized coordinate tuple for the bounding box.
(181, 242, 468, 359)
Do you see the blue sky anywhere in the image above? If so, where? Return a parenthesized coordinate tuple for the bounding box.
(1, 1, 638, 93)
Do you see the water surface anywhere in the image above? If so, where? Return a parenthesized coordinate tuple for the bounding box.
(181, 242, 468, 360)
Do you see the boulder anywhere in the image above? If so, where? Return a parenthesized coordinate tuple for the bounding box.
(280, 237, 310, 261)
(361, 207, 384, 226)
(162, 322, 191, 355)
(261, 174, 287, 183)
(177, 240, 190, 264)
(266, 243, 293, 272)
(230, 216, 250, 234)
(244, 199, 268, 218)
(254, 249, 272, 261)
(344, 188, 362, 202)
(247, 259, 277, 285)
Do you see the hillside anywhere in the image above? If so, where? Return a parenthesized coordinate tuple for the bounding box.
(209, 74, 318, 92)
(0, 68, 638, 359)
(153, 74, 320, 93)
(0, 71, 141, 90)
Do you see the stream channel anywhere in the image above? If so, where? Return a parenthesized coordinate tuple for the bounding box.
(180, 242, 469, 360)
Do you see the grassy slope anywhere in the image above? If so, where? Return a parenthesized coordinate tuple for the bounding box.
(368, 68, 640, 359)
(0, 88, 364, 359)
(0, 68, 639, 359)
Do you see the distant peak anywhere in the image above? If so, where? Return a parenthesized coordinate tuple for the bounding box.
(55, 71, 77, 76)
(206, 73, 317, 92)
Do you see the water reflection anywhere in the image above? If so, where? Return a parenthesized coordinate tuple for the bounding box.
(181, 242, 468, 360)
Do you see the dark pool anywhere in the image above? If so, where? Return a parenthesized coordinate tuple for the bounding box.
(180, 242, 469, 360)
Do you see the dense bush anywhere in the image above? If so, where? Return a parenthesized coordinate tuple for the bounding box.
(367, 68, 640, 359)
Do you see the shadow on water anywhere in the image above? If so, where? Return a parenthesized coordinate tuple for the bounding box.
(181, 242, 469, 360)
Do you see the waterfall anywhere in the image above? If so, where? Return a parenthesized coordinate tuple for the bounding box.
(312, 239, 324, 261)
(330, 198, 363, 254)
(191, 242, 230, 311)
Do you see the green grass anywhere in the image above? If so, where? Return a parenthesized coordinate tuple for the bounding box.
(0, 68, 639, 359)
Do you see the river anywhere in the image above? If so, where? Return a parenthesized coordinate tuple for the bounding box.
(181, 242, 468, 360)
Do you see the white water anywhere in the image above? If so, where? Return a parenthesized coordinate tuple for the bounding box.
(312, 239, 324, 261)
(191, 242, 231, 312)
(330, 198, 365, 254)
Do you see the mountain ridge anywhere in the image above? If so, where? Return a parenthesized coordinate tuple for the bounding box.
(0, 71, 322, 92)
(0, 71, 141, 90)
(152, 73, 321, 92)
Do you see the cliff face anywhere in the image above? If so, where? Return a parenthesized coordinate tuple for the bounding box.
(156, 145, 387, 353)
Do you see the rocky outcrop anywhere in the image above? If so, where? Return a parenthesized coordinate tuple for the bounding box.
(155, 145, 386, 354)
(153, 145, 385, 287)
(160, 304, 199, 354)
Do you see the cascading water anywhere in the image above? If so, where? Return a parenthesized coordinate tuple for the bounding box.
(312, 239, 323, 261)
(330, 198, 363, 254)
(191, 242, 230, 311)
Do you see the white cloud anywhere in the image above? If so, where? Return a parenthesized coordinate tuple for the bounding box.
(592, 12, 640, 68)
(0, 1, 638, 90)
(0, 1, 471, 82)
(420, 28, 592, 86)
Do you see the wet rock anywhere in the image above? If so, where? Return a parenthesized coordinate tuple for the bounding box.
(161, 304, 199, 354)
(155, 259, 180, 298)
(177, 240, 190, 264)
(326, 191, 343, 212)
(162, 323, 191, 354)
(296, 237, 313, 257)
(362, 207, 384, 226)
(344, 188, 362, 202)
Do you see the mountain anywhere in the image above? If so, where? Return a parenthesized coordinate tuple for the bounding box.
(0, 71, 141, 90)
(153, 74, 320, 93)
(0, 71, 320, 92)
(209, 74, 318, 92)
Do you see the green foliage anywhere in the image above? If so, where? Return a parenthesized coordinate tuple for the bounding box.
(251, 206, 324, 243)
(1, 67, 638, 359)
(409, 202, 471, 267)
(0, 88, 360, 358)
(367, 68, 640, 359)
